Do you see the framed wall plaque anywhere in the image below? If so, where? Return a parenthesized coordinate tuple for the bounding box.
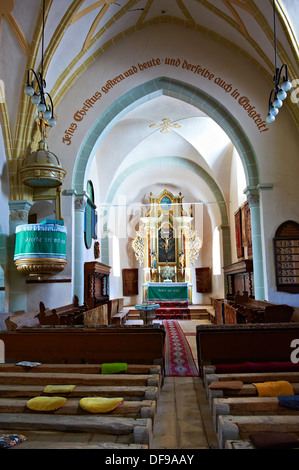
(274, 220, 299, 294)
(122, 268, 139, 296)
(195, 267, 212, 293)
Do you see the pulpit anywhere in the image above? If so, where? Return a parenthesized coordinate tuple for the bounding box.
(84, 261, 111, 309)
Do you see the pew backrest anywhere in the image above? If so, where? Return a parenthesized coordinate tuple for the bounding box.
(0, 326, 166, 372)
(196, 323, 299, 376)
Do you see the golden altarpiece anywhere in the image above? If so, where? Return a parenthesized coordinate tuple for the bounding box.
(132, 190, 202, 302)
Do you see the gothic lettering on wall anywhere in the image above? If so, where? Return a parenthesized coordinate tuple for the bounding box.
(63, 57, 268, 145)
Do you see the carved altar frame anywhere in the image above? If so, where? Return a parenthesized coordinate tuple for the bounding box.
(139, 189, 195, 302)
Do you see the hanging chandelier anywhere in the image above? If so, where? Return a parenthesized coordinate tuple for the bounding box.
(266, 0, 292, 124)
(24, 0, 56, 127)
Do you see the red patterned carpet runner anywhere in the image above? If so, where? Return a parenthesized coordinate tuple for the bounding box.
(162, 320, 199, 377)
(156, 301, 190, 320)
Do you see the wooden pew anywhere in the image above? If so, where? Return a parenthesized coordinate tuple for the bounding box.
(196, 323, 299, 377)
(83, 304, 108, 327)
(0, 397, 157, 420)
(0, 384, 159, 401)
(213, 396, 299, 428)
(0, 413, 153, 447)
(4, 296, 88, 330)
(0, 360, 162, 449)
(109, 298, 130, 325)
(51, 295, 88, 326)
(2, 434, 148, 450)
(205, 371, 299, 409)
(218, 414, 299, 449)
(0, 326, 166, 376)
(0, 362, 161, 376)
(205, 371, 299, 390)
(208, 382, 299, 402)
(234, 292, 294, 324)
(4, 302, 55, 331)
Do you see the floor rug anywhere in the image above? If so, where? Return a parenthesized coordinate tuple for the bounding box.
(162, 320, 199, 376)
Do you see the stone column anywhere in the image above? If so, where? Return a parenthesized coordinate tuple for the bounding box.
(8, 200, 33, 312)
(73, 193, 88, 305)
(244, 187, 265, 300)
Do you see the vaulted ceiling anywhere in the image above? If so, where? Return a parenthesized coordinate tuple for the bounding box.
(0, 0, 298, 207)
(1, 0, 298, 131)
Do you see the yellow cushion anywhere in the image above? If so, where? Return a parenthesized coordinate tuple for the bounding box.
(253, 381, 294, 397)
(43, 385, 76, 393)
(79, 397, 124, 413)
(26, 396, 67, 411)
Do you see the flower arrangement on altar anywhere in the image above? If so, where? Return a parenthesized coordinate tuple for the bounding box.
(161, 265, 175, 280)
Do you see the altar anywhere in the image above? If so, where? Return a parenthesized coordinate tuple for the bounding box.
(147, 282, 189, 301)
(131, 189, 202, 304)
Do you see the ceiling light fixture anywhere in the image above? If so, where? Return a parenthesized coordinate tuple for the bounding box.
(24, 0, 56, 127)
(266, 0, 292, 124)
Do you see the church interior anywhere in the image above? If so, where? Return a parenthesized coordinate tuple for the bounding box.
(0, 0, 299, 451)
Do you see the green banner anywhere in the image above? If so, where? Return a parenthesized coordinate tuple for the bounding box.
(147, 283, 188, 301)
(14, 224, 67, 260)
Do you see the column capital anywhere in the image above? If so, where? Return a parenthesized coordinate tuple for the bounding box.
(243, 186, 260, 207)
(8, 200, 33, 222)
(74, 192, 88, 211)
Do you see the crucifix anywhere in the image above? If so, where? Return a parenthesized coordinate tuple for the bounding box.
(161, 226, 173, 265)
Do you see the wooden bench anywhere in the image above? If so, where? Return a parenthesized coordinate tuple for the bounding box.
(218, 415, 299, 449)
(213, 396, 299, 426)
(110, 298, 130, 325)
(205, 371, 299, 390)
(234, 292, 295, 324)
(196, 323, 299, 377)
(4, 302, 54, 331)
(83, 304, 108, 327)
(211, 293, 295, 325)
(205, 370, 299, 404)
(51, 296, 88, 326)
(0, 360, 162, 449)
(0, 397, 157, 420)
(0, 434, 148, 450)
(0, 362, 161, 376)
(0, 384, 159, 401)
(205, 371, 299, 449)
(0, 371, 160, 387)
(0, 326, 166, 375)
(0, 413, 153, 447)
(4, 296, 88, 330)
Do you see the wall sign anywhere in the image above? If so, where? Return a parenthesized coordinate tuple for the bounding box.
(274, 220, 299, 294)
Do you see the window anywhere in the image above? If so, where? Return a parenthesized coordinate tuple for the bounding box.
(213, 226, 221, 275)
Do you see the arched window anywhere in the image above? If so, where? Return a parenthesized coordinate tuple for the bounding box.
(213, 226, 221, 275)
(84, 180, 97, 249)
(112, 235, 120, 277)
